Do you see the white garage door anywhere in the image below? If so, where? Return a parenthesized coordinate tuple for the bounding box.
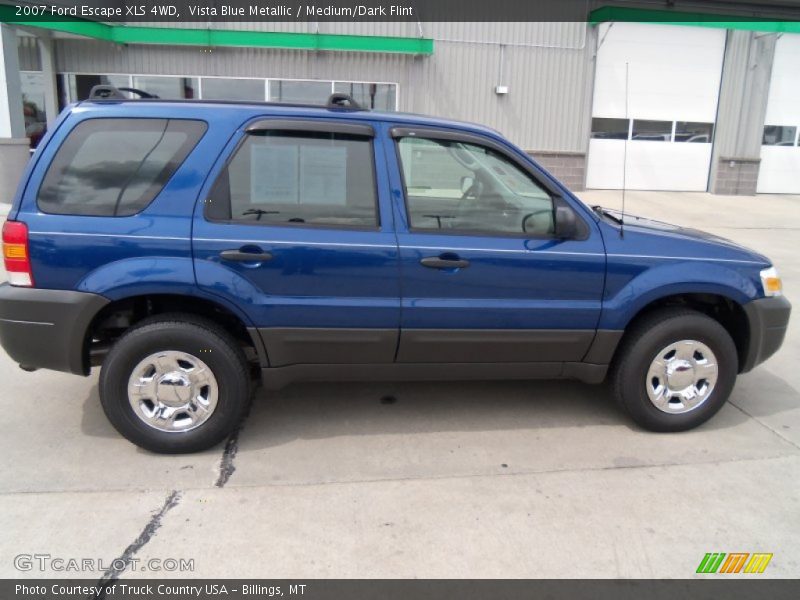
(757, 34, 800, 194)
(586, 23, 726, 191)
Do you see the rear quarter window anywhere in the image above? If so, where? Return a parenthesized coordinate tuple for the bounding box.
(37, 118, 206, 217)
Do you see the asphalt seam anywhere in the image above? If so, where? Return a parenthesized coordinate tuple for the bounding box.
(93, 490, 181, 598)
(4, 452, 798, 496)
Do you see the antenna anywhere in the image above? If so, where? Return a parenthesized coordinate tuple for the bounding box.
(620, 61, 629, 239)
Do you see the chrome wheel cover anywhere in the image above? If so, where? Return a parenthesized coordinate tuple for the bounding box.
(127, 351, 218, 433)
(645, 340, 719, 414)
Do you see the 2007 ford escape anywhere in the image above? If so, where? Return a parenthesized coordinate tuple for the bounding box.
(0, 89, 791, 453)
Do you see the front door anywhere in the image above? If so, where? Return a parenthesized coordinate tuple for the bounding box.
(192, 118, 400, 367)
(386, 126, 606, 363)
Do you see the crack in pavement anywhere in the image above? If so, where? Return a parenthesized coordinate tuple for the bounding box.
(215, 396, 255, 488)
(92, 490, 181, 599)
(215, 427, 242, 488)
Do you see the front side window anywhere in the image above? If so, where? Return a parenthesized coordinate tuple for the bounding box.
(207, 130, 378, 228)
(397, 136, 554, 236)
(38, 118, 206, 216)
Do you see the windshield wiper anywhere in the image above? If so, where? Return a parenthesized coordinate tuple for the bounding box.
(592, 205, 624, 225)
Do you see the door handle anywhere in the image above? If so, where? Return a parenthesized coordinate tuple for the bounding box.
(220, 249, 273, 262)
(420, 256, 470, 269)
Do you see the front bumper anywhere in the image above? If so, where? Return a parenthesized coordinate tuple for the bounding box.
(0, 284, 109, 375)
(741, 295, 792, 373)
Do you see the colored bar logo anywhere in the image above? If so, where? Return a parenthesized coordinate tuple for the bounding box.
(696, 553, 773, 574)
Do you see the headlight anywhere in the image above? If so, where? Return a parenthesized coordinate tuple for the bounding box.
(760, 266, 783, 297)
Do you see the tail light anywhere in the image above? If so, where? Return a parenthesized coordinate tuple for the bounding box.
(2, 221, 34, 287)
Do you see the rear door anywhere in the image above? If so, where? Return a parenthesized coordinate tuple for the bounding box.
(386, 126, 606, 363)
(192, 118, 400, 367)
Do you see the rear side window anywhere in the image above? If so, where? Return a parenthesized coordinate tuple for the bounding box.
(38, 118, 206, 217)
(206, 130, 378, 228)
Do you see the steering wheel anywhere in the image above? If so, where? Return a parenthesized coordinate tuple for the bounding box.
(522, 209, 553, 233)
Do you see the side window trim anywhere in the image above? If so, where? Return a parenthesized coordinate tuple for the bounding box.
(204, 119, 381, 231)
(392, 127, 568, 240)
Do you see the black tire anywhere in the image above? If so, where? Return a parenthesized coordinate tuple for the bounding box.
(611, 308, 738, 432)
(99, 314, 252, 453)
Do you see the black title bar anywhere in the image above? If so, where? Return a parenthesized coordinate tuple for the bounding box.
(3, 0, 800, 23)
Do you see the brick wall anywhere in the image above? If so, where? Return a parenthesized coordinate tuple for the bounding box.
(528, 151, 586, 191)
(711, 157, 761, 196)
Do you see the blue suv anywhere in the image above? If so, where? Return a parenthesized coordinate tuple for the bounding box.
(0, 91, 791, 453)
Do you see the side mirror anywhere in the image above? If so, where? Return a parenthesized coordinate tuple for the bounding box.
(554, 206, 578, 239)
(460, 175, 475, 194)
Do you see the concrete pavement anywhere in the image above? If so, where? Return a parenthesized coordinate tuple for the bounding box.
(0, 192, 798, 579)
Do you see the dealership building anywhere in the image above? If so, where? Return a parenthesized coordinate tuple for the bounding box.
(1, 5, 800, 204)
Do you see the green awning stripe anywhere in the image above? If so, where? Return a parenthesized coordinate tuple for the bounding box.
(590, 6, 800, 34)
(0, 9, 433, 54)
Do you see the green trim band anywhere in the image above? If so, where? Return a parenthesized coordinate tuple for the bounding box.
(0, 9, 433, 54)
(590, 6, 800, 33)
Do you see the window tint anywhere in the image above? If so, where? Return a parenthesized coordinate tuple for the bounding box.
(38, 118, 206, 217)
(397, 137, 554, 236)
(675, 121, 714, 143)
(207, 131, 378, 228)
(591, 118, 629, 140)
(763, 125, 797, 146)
(631, 120, 672, 141)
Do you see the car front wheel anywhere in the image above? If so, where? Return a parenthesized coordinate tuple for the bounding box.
(611, 308, 738, 431)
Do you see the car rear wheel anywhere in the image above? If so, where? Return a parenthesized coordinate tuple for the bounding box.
(99, 314, 251, 453)
(611, 308, 738, 431)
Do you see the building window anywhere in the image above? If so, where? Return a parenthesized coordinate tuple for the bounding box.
(132, 76, 199, 99)
(21, 71, 47, 149)
(201, 77, 265, 102)
(674, 122, 714, 143)
(268, 80, 332, 104)
(57, 72, 398, 109)
(66, 74, 130, 101)
(762, 125, 797, 146)
(590, 118, 629, 140)
(631, 120, 672, 142)
(334, 82, 396, 111)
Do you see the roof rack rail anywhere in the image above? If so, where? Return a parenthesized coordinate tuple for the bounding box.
(89, 85, 159, 99)
(326, 93, 364, 110)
